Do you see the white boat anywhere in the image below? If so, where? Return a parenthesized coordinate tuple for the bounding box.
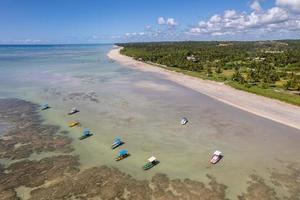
(181, 117, 188, 125)
(68, 107, 79, 115)
(210, 150, 222, 164)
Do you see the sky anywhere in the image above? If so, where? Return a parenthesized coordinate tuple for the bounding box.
(0, 0, 300, 44)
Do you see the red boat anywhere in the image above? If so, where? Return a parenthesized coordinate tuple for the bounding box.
(210, 150, 222, 164)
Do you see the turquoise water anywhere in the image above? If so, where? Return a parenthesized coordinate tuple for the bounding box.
(1, 44, 300, 199)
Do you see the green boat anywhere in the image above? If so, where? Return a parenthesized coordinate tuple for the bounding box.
(143, 156, 159, 170)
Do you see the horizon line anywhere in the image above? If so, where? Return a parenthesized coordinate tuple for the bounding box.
(1, 38, 300, 46)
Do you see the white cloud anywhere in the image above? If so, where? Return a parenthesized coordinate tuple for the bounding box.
(158, 17, 165, 25)
(123, 1, 300, 42)
(125, 32, 148, 37)
(166, 18, 178, 26)
(187, 2, 298, 39)
(250, 0, 262, 12)
(210, 15, 222, 23)
(157, 17, 178, 26)
(224, 10, 238, 19)
(276, 0, 300, 12)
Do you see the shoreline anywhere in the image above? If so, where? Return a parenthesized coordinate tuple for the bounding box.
(107, 46, 300, 131)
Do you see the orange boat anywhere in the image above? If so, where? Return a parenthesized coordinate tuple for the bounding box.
(69, 121, 79, 127)
(115, 150, 129, 161)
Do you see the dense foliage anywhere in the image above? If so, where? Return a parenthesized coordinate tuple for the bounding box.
(117, 40, 300, 105)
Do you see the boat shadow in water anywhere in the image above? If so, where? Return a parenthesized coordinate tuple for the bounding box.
(79, 133, 93, 140)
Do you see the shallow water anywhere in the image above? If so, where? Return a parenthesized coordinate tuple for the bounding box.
(0, 44, 299, 199)
(0, 121, 11, 136)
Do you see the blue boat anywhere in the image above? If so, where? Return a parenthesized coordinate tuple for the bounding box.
(41, 103, 50, 110)
(111, 137, 124, 149)
(115, 149, 129, 161)
(79, 128, 93, 140)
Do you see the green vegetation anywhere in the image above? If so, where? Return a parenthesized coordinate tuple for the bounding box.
(117, 41, 300, 106)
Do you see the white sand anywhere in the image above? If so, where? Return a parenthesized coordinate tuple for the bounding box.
(108, 46, 300, 130)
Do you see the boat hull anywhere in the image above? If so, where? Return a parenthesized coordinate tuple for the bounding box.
(210, 155, 222, 164)
(79, 133, 93, 140)
(181, 118, 188, 125)
(68, 110, 79, 115)
(69, 122, 79, 127)
(111, 142, 124, 149)
(115, 154, 129, 161)
(143, 161, 159, 170)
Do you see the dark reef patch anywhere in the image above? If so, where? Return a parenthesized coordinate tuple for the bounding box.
(63, 91, 99, 103)
(0, 189, 17, 200)
(0, 155, 79, 194)
(43, 87, 100, 103)
(29, 168, 228, 200)
(270, 162, 300, 200)
(0, 99, 73, 160)
(238, 174, 279, 200)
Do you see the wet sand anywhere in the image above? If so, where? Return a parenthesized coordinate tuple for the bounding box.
(107, 46, 300, 130)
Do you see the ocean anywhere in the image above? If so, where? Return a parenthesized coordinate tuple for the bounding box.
(0, 44, 299, 199)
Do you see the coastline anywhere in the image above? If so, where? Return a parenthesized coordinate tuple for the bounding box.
(107, 46, 300, 131)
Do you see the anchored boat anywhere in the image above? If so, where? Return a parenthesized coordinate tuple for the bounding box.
(79, 128, 93, 140)
(210, 150, 223, 164)
(69, 121, 80, 127)
(143, 156, 159, 170)
(115, 149, 129, 161)
(181, 117, 188, 125)
(41, 104, 50, 110)
(111, 138, 124, 149)
(68, 107, 79, 115)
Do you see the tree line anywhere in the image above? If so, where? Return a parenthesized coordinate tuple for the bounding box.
(117, 41, 300, 92)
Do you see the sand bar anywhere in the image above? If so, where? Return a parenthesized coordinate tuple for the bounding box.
(108, 46, 300, 130)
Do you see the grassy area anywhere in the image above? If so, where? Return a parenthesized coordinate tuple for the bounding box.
(147, 62, 231, 81)
(146, 62, 300, 106)
(228, 82, 300, 106)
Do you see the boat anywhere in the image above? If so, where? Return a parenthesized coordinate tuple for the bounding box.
(69, 121, 80, 127)
(143, 156, 159, 170)
(68, 107, 79, 115)
(79, 128, 93, 140)
(115, 149, 129, 161)
(210, 150, 223, 164)
(181, 117, 188, 125)
(41, 104, 50, 110)
(111, 138, 124, 149)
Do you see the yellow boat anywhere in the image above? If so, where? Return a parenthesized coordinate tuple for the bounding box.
(69, 121, 79, 127)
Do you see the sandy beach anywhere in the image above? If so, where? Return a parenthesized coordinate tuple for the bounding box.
(108, 46, 300, 130)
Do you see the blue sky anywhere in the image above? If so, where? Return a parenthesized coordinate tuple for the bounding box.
(0, 0, 299, 44)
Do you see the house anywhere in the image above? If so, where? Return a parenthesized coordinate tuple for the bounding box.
(186, 55, 197, 62)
